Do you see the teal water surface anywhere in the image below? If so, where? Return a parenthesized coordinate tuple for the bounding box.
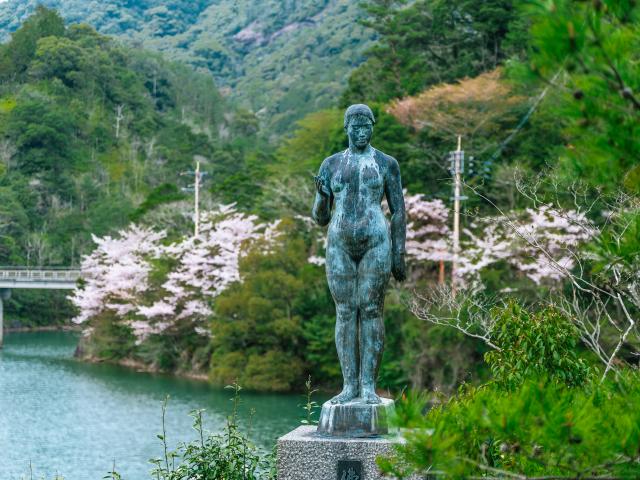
(0, 332, 304, 480)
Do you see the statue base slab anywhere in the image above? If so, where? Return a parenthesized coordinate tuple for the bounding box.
(317, 397, 395, 437)
(277, 425, 402, 480)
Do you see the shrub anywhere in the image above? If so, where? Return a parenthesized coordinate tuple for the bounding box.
(149, 385, 275, 480)
(485, 302, 590, 389)
(381, 373, 640, 479)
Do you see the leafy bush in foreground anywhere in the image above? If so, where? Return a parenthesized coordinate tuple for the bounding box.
(382, 373, 640, 479)
(149, 385, 275, 480)
(485, 302, 591, 390)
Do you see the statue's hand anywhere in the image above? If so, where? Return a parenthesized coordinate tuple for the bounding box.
(314, 175, 331, 198)
(392, 250, 407, 282)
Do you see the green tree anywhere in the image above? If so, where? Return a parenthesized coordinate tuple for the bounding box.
(210, 219, 333, 392)
(29, 36, 89, 88)
(485, 302, 591, 390)
(342, 0, 529, 105)
(0, 6, 65, 79)
(381, 373, 640, 479)
(516, 0, 640, 195)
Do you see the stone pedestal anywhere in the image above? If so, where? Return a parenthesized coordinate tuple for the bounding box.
(277, 426, 401, 480)
(318, 398, 395, 437)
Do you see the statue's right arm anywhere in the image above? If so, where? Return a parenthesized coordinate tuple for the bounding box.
(312, 159, 332, 226)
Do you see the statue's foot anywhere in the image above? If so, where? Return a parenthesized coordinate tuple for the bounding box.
(361, 388, 381, 405)
(330, 386, 358, 404)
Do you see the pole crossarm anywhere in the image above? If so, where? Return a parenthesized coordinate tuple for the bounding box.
(0, 268, 81, 290)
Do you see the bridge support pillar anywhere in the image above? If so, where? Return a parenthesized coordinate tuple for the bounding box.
(0, 289, 11, 349)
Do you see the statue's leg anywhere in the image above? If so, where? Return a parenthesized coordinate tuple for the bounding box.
(326, 243, 359, 404)
(357, 241, 391, 404)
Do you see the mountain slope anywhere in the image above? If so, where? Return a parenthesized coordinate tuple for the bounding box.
(0, 0, 374, 131)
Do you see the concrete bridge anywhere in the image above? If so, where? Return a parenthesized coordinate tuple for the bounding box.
(0, 268, 81, 348)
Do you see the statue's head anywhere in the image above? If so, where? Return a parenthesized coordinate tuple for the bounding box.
(344, 104, 375, 149)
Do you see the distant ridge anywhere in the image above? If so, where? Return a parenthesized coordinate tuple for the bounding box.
(0, 0, 374, 131)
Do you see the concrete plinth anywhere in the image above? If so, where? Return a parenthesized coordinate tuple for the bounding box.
(318, 398, 395, 437)
(277, 426, 401, 480)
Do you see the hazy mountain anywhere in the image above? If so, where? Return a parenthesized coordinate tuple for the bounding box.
(0, 0, 374, 131)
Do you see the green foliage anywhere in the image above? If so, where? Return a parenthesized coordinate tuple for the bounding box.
(589, 208, 640, 281)
(4, 290, 75, 327)
(210, 148, 275, 214)
(377, 302, 411, 391)
(403, 322, 489, 392)
(485, 302, 591, 389)
(78, 312, 136, 361)
(137, 321, 212, 374)
(381, 373, 640, 479)
(8, 96, 81, 179)
(130, 184, 186, 222)
(300, 314, 340, 385)
(150, 387, 275, 480)
(274, 109, 343, 179)
(515, 0, 640, 195)
(210, 219, 332, 392)
(0, 0, 374, 132)
(342, 0, 528, 105)
(0, 6, 65, 79)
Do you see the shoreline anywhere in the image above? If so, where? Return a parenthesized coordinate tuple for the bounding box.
(79, 354, 210, 382)
(7, 329, 326, 392)
(4, 327, 210, 382)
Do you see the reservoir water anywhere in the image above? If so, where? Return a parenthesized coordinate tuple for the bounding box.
(0, 331, 305, 480)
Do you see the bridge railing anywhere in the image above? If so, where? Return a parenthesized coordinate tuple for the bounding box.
(0, 269, 82, 282)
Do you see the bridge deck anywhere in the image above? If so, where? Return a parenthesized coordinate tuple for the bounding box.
(0, 269, 81, 290)
(0, 268, 81, 347)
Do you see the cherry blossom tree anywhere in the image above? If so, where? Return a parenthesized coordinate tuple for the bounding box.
(71, 204, 278, 344)
(142, 205, 263, 326)
(458, 205, 596, 287)
(69, 225, 166, 327)
(404, 193, 451, 283)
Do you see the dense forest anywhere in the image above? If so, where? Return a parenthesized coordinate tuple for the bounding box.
(0, 6, 270, 325)
(0, 0, 375, 132)
(1, 0, 638, 390)
(1, 0, 639, 478)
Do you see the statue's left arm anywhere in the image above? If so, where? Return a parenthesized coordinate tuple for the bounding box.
(384, 155, 407, 282)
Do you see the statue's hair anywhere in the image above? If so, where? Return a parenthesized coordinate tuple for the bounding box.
(344, 104, 375, 129)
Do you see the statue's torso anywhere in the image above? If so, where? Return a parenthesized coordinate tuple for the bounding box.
(326, 148, 389, 258)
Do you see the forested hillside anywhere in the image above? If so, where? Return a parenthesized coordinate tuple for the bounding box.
(0, 0, 374, 131)
(1, 2, 639, 478)
(0, 7, 263, 325)
(1, 1, 638, 404)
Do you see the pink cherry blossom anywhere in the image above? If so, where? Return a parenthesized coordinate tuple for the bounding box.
(71, 204, 272, 344)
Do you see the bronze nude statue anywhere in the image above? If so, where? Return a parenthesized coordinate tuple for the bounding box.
(312, 104, 406, 408)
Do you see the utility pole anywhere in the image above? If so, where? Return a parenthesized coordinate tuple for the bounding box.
(450, 136, 465, 296)
(181, 158, 208, 238)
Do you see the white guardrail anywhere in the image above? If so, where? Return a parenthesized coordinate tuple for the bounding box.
(0, 269, 81, 283)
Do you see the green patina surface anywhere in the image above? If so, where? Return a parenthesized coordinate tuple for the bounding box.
(312, 104, 406, 406)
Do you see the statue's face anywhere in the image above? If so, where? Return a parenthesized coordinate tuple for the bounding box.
(347, 117, 373, 149)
